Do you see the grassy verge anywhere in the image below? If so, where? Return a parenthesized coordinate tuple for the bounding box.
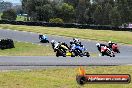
(16, 15, 25, 21)
(0, 24, 132, 44)
(0, 13, 25, 21)
(0, 42, 54, 56)
(0, 66, 131, 88)
(0, 41, 96, 56)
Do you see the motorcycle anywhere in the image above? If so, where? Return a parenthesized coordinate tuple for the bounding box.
(101, 46, 115, 57)
(39, 35, 49, 43)
(70, 44, 90, 57)
(55, 45, 69, 57)
(111, 44, 120, 53)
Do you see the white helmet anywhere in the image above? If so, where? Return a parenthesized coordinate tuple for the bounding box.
(108, 41, 112, 44)
(70, 39, 72, 42)
(96, 43, 100, 47)
(51, 40, 55, 44)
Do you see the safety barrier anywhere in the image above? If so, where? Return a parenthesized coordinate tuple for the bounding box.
(0, 39, 15, 50)
(0, 20, 131, 31)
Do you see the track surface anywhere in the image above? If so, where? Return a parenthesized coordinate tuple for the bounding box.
(0, 29, 132, 70)
(0, 29, 132, 56)
(0, 56, 132, 70)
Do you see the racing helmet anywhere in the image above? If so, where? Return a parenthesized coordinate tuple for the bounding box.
(108, 41, 112, 44)
(73, 38, 79, 43)
(96, 43, 100, 47)
(51, 40, 55, 44)
(70, 40, 73, 44)
(73, 38, 75, 40)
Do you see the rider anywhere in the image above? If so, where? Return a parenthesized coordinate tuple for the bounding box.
(73, 38, 81, 46)
(51, 40, 69, 52)
(96, 43, 109, 53)
(73, 38, 79, 43)
(70, 38, 82, 47)
(39, 34, 47, 40)
(108, 41, 116, 49)
(70, 38, 85, 52)
(70, 41, 76, 51)
(51, 40, 59, 51)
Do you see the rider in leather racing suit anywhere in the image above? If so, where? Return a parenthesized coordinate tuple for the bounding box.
(73, 38, 81, 45)
(70, 38, 85, 53)
(96, 43, 109, 53)
(108, 41, 116, 49)
(51, 40, 70, 52)
(70, 38, 82, 48)
(39, 34, 47, 40)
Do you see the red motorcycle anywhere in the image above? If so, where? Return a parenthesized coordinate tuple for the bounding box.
(101, 46, 115, 57)
(112, 44, 120, 53)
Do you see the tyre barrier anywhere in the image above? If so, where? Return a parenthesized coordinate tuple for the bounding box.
(0, 20, 131, 32)
(0, 39, 15, 50)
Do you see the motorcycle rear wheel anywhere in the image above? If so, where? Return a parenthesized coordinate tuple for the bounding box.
(84, 52, 90, 57)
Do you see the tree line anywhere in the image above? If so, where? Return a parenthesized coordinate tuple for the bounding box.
(1, 0, 132, 26)
(0, 0, 12, 12)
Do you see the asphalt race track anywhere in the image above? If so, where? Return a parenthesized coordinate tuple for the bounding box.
(0, 29, 132, 70)
(0, 56, 132, 69)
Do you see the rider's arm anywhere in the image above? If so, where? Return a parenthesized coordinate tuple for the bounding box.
(98, 47, 101, 53)
(39, 35, 42, 39)
(42, 35, 45, 39)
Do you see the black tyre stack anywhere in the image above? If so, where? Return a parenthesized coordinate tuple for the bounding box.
(0, 39, 15, 50)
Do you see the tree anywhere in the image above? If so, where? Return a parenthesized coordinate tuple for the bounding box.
(22, 0, 54, 21)
(12, 5, 23, 15)
(36, 4, 54, 21)
(83, 0, 93, 24)
(0, 1, 12, 12)
(116, 0, 131, 23)
(64, 0, 79, 8)
(92, 1, 113, 25)
(59, 3, 75, 22)
(1, 9, 17, 20)
(76, 0, 87, 23)
(103, 3, 113, 25)
(21, 0, 132, 25)
(109, 7, 121, 26)
(22, 0, 36, 21)
(93, 5, 104, 25)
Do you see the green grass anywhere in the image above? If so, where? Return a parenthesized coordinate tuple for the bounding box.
(0, 66, 131, 88)
(0, 42, 54, 56)
(0, 41, 96, 56)
(16, 15, 25, 21)
(0, 24, 132, 44)
(0, 13, 25, 21)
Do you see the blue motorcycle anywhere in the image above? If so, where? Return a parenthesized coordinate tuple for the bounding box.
(39, 35, 49, 43)
(70, 44, 90, 57)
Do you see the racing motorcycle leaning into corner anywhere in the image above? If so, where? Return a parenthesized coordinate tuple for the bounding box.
(96, 43, 115, 57)
(39, 34, 49, 43)
(108, 41, 120, 53)
(70, 40, 90, 57)
(51, 40, 70, 57)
